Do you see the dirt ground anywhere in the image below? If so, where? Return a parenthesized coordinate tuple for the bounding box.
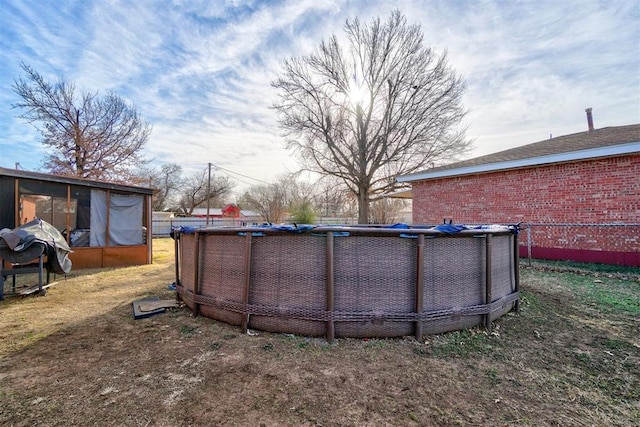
(0, 238, 638, 426)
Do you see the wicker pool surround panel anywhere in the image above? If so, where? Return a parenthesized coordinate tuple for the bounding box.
(174, 226, 520, 340)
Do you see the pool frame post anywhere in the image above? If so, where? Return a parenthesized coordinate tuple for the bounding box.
(326, 231, 335, 342)
(174, 232, 181, 301)
(513, 230, 521, 314)
(415, 234, 425, 340)
(192, 231, 201, 317)
(485, 233, 493, 332)
(241, 232, 253, 333)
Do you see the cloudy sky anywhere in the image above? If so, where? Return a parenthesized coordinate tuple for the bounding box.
(0, 0, 638, 194)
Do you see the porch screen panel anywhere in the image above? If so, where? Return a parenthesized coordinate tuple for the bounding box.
(90, 190, 107, 247)
(90, 191, 144, 246)
(109, 193, 144, 246)
(0, 176, 15, 229)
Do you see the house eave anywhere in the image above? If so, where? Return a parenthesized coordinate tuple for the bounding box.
(0, 166, 154, 194)
(397, 141, 640, 183)
(384, 189, 413, 199)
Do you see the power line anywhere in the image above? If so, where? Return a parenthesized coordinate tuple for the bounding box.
(222, 174, 258, 187)
(210, 163, 271, 185)
(165, 161, 272, 186)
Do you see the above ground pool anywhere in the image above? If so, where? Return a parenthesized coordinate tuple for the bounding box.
(172, 224, 520, 340)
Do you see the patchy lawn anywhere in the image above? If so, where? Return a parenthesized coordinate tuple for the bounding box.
(0, 238, 638, 426)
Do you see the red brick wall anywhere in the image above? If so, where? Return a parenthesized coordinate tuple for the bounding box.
(411, 154, 640, 263)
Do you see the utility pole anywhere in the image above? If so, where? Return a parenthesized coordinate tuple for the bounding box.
(206, 163, 212, 227)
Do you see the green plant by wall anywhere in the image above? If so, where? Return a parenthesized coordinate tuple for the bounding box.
(290, 200, 317, 224)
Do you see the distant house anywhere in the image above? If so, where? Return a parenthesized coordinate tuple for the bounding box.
(149, 206, 262, 236)
(397, 118, 640, 266)
(188, 206, 259, 220)
(0, 167, 153, 268)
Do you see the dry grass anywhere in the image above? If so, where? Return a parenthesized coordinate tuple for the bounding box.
(0, 238, 638, 426)
(0, 239, 175, 357)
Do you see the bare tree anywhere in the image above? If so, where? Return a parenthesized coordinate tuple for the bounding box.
(284, 173, 319, 207)
(177, 168, 234, 216)
(12, 63, 151, 183)
(238, 182, 289, 224)
(316, 176, 354, 219)
(237, 174, 315, 224)
(273, 10, 470, 223)
(148, 163, 183, 211)
(369, 198, 409, 224)
(283, 174, 320, 224)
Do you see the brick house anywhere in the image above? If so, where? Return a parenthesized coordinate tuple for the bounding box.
(397, 119, 640, 266)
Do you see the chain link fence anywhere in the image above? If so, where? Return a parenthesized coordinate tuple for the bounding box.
(520, 223, 640, 266)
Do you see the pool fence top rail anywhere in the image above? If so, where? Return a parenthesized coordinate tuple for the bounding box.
(176, 223, 519, 238)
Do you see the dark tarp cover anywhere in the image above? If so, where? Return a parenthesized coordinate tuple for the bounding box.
(0, 218, 72, 274)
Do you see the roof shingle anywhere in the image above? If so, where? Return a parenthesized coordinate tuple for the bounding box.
(427, 123, 640, 173)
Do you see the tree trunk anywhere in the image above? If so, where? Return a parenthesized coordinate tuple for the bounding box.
(74, 111, 84, 177)
(356, 104, 369, 224)
(358, 189, 369, 224)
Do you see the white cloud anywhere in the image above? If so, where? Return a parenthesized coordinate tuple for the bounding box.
(0, 0, 638, 189)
